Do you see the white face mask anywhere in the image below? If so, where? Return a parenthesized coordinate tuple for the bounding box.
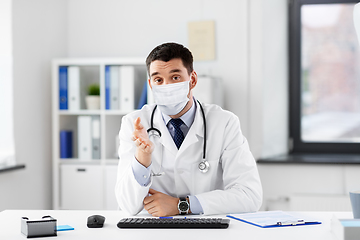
(151, 81, 190, 116)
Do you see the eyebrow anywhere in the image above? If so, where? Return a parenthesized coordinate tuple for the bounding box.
(150, 69, 182, 78)
(169, 69, 182, 74)
(150, 72, 160, 77)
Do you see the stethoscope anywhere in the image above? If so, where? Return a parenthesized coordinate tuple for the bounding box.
(147, 100, 209, 176)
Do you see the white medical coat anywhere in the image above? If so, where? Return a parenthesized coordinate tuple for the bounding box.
(115, 101, 262, 215)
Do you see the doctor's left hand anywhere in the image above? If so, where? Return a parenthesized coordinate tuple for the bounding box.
(143, 189, 179, 217)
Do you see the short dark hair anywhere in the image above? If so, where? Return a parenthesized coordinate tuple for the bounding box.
(146, 42, 194, 76)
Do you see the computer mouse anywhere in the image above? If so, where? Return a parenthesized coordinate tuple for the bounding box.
(87, 215, 105, 228)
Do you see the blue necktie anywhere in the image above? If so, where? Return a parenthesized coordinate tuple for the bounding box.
(170, 118, 185, 149)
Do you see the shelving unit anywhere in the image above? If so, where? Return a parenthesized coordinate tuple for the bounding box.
(52, 58, 147, 210)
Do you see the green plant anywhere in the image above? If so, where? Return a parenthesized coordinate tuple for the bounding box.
(88, 83, 100, 96)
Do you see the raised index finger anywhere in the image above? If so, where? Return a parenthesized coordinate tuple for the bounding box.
(134, 117, 144, 130)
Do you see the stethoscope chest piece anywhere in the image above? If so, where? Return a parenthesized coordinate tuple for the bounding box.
(198, 160, 210, 173)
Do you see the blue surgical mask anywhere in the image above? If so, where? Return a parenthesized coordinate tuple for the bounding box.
(151, 81, 190, 116)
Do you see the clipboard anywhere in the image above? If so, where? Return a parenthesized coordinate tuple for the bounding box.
(226, 211, 321, 228)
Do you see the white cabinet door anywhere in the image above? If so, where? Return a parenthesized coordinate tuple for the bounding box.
(60, 165, 103, 210)
(104, 165, 119, 210)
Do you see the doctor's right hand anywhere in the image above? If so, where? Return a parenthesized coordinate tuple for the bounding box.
(132, 117, 154, 168)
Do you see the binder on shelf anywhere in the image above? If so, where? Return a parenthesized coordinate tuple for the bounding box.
(68, 66, 80, 111)
(226, 211, 321, 228)
(105, 65, 111, 110)
(59, 66, 68, 110)
(60, 130, 73, 158)
(137, 80, 147, 109)
(110, 66, 120, 110)
(119, 66, 135, 111)
(91, 116, 101, 159)
(78, 116, 92, 160)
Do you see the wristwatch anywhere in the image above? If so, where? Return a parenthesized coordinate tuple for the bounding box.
(177, 197, 190, 215)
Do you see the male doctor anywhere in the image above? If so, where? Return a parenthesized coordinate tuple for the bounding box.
(115, 42, 262, 217)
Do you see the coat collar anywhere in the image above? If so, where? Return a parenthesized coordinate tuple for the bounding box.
(152, 100, 205, 157)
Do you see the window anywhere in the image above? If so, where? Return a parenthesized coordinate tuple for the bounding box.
(289, 0, 360, 154)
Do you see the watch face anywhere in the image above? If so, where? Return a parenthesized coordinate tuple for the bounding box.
(179, 201, 189, 211)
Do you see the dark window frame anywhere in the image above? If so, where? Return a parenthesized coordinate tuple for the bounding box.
(289, 0, 360, 154)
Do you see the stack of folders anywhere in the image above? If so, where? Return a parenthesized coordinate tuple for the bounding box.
(331, 216, 360, 240)
(105, 65, 147, 111)
(78, 116, 100, 160)
(59, 66, 81, 111)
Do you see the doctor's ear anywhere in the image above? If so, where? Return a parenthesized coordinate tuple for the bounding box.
(189, 71, 197, 90)
(148, 79, 152, 90)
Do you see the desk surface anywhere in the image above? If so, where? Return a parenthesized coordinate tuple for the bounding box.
(0, 210, 353, 240)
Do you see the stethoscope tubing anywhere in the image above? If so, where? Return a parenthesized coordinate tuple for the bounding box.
(147, 105, 162, 137)
(147, 100, 207, 161)
(197, 100, 206, 160)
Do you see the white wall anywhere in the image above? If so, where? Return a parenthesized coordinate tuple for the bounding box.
(67, 0, 251, 136)
(0, 0, 67, 211)
(258, 164, 360, 211)
(0, 0, 15, 166)
(248, 0, 288, 158)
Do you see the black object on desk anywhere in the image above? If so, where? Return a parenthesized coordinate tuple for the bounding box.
(117, 217, 230, 229)
(87, 215, 105, 228)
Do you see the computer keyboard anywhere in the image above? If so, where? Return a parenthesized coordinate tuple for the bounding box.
(117, 217, 230, 229)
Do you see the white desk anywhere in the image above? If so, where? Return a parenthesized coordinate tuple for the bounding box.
(0, 210, 352, 240)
